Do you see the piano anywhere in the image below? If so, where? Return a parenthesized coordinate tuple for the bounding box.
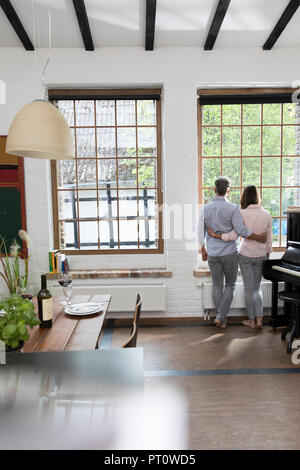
(263, 207, 300, 328)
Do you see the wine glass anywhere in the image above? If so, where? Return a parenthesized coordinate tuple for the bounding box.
(17, 283, 34, 301)
(58, 272, 72, 307)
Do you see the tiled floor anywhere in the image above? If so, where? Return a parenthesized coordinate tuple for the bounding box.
(107, 322, 300, 449)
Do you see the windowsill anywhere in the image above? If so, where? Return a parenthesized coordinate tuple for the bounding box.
(193, 268, 210, 278)
(46, 268, 172, 280)
(194, 268, 243, 278)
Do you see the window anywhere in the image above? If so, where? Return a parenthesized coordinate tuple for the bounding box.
(198, 89, 300, 249)
(50, 89, 163, 254)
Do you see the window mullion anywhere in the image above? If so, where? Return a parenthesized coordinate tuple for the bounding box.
(115, 100, 120, 250)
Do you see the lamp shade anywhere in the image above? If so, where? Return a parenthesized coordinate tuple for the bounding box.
(6, 100, 75, 160)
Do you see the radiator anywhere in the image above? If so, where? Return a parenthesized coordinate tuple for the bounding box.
(202, 281, 284, 311)
(52, 284, 167, 312)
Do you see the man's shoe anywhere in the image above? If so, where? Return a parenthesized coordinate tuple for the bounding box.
(214, 318, 222, 328)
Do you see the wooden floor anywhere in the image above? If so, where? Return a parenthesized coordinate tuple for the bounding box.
(104, 322, 300, 450)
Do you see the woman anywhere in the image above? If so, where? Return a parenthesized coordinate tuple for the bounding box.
(207, 185, 272, 329)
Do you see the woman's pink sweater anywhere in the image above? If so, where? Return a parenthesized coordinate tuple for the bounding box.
(221, 204, 272, 258)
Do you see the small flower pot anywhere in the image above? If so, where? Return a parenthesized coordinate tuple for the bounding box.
(5, 341, 24, 354)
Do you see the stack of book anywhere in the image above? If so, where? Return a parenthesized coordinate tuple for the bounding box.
(48, 250, 69, 273)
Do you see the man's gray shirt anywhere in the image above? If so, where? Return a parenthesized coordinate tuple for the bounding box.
(197, 196, 252, 257)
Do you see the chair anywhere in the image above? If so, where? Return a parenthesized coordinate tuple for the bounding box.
(279, 290, 300, 354)
(122, 294, 142, 348)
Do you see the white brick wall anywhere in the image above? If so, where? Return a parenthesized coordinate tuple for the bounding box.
(0, 47, 296, 315)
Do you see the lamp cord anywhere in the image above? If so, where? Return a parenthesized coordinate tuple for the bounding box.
(41, 9, 52, 100)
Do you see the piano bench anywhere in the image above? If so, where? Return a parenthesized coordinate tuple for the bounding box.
(278, 291, 300, 354)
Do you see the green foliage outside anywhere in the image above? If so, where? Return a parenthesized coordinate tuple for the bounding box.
(201, 103, 300, 245)
(126, 100, 156, 188)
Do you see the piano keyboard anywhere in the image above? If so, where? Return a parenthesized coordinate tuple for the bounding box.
(272, 265, 300, 277)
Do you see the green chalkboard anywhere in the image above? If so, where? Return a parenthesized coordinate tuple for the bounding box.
(0, 187, 22, 252)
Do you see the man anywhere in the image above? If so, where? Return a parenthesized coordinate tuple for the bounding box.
(197, 177, 266, 328)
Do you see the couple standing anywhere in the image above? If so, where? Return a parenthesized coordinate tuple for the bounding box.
(198, 177, 272, 329)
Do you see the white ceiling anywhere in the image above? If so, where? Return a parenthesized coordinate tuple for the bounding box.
(0, 0, 299, 49)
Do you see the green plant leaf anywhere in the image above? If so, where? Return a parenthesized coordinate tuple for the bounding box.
(9, 339, 19, 349)
(2, 323, 17, 339)
(17, 323, 27, 336)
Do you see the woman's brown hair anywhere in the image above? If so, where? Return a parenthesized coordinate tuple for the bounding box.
(240, 185, 260, 209)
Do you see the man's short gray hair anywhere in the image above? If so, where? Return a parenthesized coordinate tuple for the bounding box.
(215, 177, 230, 196)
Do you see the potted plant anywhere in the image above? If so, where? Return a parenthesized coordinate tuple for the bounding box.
(0, 294, 40, 352)
(0, 230, 31, 296)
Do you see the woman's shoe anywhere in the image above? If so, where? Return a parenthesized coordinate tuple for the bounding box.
(242, 319, 256, 328)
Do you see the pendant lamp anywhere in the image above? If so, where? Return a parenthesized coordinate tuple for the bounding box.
(6, 99, 75, 160)
(6, 9, 74, 161)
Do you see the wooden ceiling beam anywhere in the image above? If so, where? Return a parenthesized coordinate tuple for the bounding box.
(145, 0, 157, 51)
(204, 0, 231, 50)
(263, 0, 300, 50)
(0, 0, 34, 50)
(72, 0, 94, 51)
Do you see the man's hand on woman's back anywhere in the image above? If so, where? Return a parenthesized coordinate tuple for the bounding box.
(247, 232, 267, 243)
(207, 226, 267, 244)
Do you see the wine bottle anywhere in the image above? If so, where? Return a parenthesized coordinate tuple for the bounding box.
(37, 274, 53, 328)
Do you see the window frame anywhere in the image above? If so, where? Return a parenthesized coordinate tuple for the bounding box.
(50, 88, 163, 255)
(197, 87, 298, 252)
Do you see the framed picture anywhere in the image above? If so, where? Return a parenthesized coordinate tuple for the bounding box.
(0, 135, 27, 253)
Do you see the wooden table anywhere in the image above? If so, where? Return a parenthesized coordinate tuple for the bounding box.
(24, 294, 111, 353)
